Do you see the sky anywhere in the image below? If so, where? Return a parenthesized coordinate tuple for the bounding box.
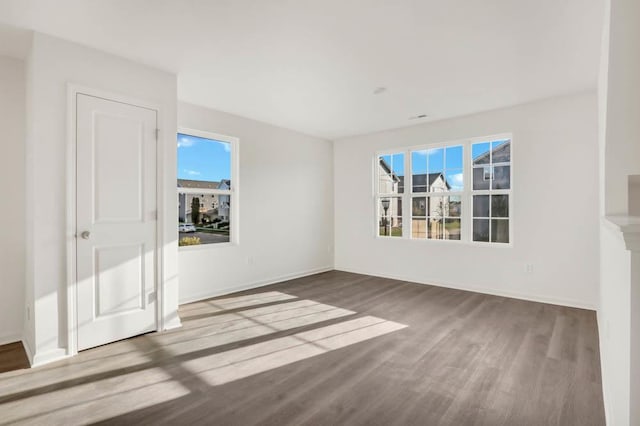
(380, 139, 510, 192)
(177, 133, 231, 182)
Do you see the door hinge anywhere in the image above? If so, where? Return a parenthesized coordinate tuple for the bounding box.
(155, 128, 160, 140)
(148, 291, 157, 304)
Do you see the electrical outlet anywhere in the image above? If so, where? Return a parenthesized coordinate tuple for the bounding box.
(246, 256, 254, 265)
(525, 263, 534, 274)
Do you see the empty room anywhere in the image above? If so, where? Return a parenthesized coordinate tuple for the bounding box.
(0, 0, 638, 425)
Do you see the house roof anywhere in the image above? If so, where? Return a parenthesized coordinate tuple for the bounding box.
(178, 179, 231, 190)
(398, 173, 450, 190)
(473, 140, 511, 165)
(378, 158, 401, 183)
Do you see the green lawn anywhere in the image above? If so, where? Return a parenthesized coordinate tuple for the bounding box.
(379, 226, 402, 237)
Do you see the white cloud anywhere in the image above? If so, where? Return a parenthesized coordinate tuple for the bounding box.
(448, 172, 463, 188)
(427, 148, 444, 159)
(178, 136, 194, 148)
(184, 169, 201, 176)
(218, 141, 231, 152)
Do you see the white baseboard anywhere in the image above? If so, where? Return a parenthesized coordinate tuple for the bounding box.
(179, 265, 334, 305)
(0, 332, 22, 346)
(335, 266, 597, 310)
(163, 316, 183, 331)
(30, 347, 70, 368)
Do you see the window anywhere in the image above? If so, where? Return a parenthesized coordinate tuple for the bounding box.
(375, 135, 511, 244)
(177, 130, 237, 247)
(376, 153, 404, 237)
(410, 145, 463, 240)
(471, 139, 511, 243)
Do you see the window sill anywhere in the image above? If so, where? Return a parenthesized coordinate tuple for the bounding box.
(375, 235, 513, 248)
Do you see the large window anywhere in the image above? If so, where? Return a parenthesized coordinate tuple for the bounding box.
(375, 135, 512, 244)
(177, 130, 237, 247)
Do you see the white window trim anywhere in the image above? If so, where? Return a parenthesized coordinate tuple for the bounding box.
(178, 127, 239, 250)
(373, 133, 513, 247)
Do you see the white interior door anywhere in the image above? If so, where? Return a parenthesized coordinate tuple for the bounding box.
(76, 93, 158, 351)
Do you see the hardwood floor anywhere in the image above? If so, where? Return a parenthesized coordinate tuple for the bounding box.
(0, 341, 29, 374)
(0, 271, 605, 425)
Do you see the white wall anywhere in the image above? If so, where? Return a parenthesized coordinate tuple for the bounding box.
(0, 55, 25, 345)
(597, 0, 640, 423)
(599, 224, 631, 426)
(334, 92, 600, 309)
(177, 102, 334, 303)
(25, 33, 179, 366)
(602, 0, 640, 217)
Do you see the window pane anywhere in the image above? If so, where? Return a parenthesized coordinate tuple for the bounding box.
(428, 196, 446, 219)
(445, 145, 463, 169)
(428, 218, 443, 239)
(378, 155, 394, 193)
(448, 196, 462, 217)
(445, 169, 464, 191)
(412, 218, 426, 238)
(411, 150, 427, 193)
(472, 142, 491, 165)
(395, 197, 403, 217)
(491, 219, 509, 243)
(392, 153, 405, 194)
(491, 140, 511, 163)
(492, 165, 510, 189)
(178, 192, 231, 246)
(473, 167, 490, 190)
(412, 197, 426, 216)
(379, 197, 401, 237)
(427, 148, 444, 175)
(178, 133, 231, 184)
(391, 217, 403, 237)
(378, 154, 404, 194)
(473, 195, 490, 217)
(473, 219, 490, 242)
(444, 218, 461, 240)
(491, 195, 509, 218)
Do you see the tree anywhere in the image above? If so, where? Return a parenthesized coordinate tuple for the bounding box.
(191, 197, 200, 225)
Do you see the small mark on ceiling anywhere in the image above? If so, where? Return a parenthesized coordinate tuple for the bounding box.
(409, 114, 428, 120)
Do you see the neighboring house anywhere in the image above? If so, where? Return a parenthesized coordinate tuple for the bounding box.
(472, 140, 511, 190)
(217, 179, 231, 221)
(178, 179, 230, 224)
(378, 158, 402, 228)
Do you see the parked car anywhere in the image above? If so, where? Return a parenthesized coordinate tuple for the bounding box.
(179, 223, 196, 233)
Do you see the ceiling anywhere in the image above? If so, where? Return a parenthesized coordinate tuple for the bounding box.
(0, 0, 605, 139)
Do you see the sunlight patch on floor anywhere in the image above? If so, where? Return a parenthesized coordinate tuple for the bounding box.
(183, 315, 408, 386)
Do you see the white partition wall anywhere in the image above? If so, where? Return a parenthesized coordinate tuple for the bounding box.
(24, 33, 179, 366)
(0, 55, 26, 345)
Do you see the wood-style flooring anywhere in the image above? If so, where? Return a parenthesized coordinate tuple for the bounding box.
(0, 271, 605, 425)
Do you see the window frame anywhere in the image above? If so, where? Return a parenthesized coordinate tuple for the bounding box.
(177, 127, 239, 250)
(373, 133, 513, 246)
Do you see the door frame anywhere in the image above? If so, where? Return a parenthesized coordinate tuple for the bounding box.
(66, 85, 165, 356)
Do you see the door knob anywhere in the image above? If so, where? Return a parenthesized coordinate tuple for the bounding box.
(80, 231, 91, 240)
